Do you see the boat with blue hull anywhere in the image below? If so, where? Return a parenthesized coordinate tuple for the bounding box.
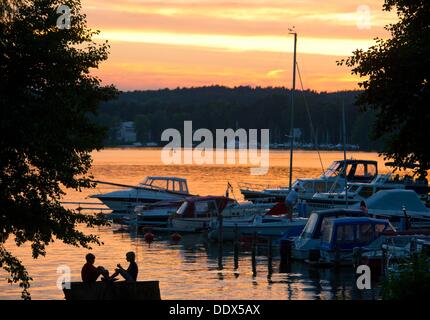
(318, 217, 394, 266)
(285, 209, 369, 261)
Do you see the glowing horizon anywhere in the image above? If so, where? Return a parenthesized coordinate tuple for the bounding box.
(82, 0, 397, 92)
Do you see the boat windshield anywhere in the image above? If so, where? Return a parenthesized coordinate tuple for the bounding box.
(140, 177, 167, 189)
(176, 201, 189, 216)
(321, 220, 334, 244)
(322, 161, 348, 178)
(347, 185, 360, 193)
(140, 177, 188, 193)
(301, 212, 319, 239)
(335, 224, 356, 244)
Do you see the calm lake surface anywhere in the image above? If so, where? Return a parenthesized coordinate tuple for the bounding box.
(0, 149, 387, 300)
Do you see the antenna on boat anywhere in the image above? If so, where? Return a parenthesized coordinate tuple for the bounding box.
(288, 27, 297, 191)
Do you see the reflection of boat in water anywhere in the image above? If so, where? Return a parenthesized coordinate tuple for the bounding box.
(90, 176, 191, 212)
(63, 281, 161, 300)
(239, 159, 378, 203)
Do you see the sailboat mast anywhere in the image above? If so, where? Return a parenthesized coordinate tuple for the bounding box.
(342, 97, 348, 208)
(288, 30, 297, 190)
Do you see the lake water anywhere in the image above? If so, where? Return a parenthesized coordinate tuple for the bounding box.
(0, 149, 387, 300)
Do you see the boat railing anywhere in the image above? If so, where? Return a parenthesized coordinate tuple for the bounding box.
(61, 201, 113, 213)
(238, 182, 280, 192)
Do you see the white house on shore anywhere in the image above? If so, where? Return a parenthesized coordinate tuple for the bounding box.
(117, 121, 137, 143)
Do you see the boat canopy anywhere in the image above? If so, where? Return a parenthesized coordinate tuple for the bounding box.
(140, 176, 189, 194)
(352, 189, 430, 217)
(320, 217, 392, 251)
(321, 160, 378, 183)
(175, 196, 235, 218)
(300, 209, 368, 240)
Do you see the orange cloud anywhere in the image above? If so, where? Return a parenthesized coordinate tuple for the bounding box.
(81, 0, 396, 91)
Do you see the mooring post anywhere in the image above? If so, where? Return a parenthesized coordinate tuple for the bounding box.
(353, 247, 362, 270)
(252, 232, 257, 276)
(334, 246, 340, 269)
(410, 237, 417, 256)
(268, 236, 273, 275)
(217, 212, 224, 269)
(234, 224, 239, 269)
(381, 245, 387, 277)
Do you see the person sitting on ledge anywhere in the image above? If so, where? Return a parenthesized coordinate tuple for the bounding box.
(81, 253, 109, 283)
(110, 251, 138, 282)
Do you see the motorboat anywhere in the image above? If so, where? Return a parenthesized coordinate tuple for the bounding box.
(307, 173, 429, 212)
(134, 199, 277, 227)
(280, 190, 430, 261)
(239, 159, 378, 203)
(318, 217, 394, 266)
(287, 209, 369, 261)
(356, 189, 430, 228)
(89, 176, 191, 212)
(359, 234, 430, 273)
(169, 196, 240, 232)
(134, 200, 185, 226)
(207, 214, 308, 242)
(169, 196, 285, 232)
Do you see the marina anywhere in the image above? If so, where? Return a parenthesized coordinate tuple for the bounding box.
(1, 148, 427, 300)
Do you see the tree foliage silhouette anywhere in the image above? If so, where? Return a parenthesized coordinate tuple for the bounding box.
(340, 0, 430, 177)
(0, 0, 117, 298)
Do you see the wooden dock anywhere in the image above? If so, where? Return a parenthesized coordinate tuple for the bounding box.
(63, 281, 161, 300)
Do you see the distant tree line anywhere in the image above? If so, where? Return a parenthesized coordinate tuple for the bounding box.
(95, 86, 385, 151)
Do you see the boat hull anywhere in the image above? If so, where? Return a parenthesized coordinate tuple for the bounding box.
(92, 190, 187, 212)
(208, 219, 307, 241)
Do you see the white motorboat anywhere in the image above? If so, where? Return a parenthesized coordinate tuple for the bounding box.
(134, 198, 276, 227)
(207, 214, 308, 241)
(307, 173, 429, 212)
(90, 176, 191, 212)
(239, 159, 379, 203)
(169, 196, 283, 232)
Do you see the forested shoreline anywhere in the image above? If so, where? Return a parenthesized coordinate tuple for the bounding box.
(95, 86, 385, 151)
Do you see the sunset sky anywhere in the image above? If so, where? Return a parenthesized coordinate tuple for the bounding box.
(82, 0, 397, 92)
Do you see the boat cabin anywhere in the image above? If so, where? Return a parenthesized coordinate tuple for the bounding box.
(139, 176, 189, 194)
(320, 159, 378, 183)
(299, 209, 369, 241)
(174, 196, 235, 219)
(320, 217, 393, 252)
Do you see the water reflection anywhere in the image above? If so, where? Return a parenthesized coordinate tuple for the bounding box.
(0, 149, 386, 300)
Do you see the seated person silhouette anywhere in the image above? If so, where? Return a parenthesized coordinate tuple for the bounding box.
(81, 253, 109, 283)
(110, 251, 138, 282)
